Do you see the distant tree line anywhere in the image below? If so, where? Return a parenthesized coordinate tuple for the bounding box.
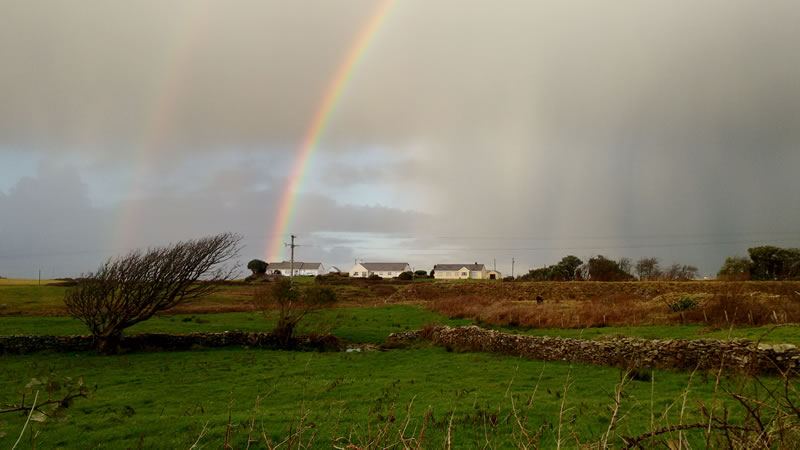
(518, 255, 698, 282)
(718, 246, 800, 281)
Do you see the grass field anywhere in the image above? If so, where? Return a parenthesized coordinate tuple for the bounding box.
(0, 346, 772, 448)
(2, 279, 800, 447)
(2, 309, 799, 345)
(0, 306, 471, 344)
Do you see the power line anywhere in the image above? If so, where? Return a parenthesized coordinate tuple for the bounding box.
(2, 236, 799, 260)
(305, 237, 800, 253)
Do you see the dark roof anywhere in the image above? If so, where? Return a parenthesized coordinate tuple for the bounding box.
(359, 262, 410, 271)
(268, 261, 322, 270)
(433, 263, 486, 271)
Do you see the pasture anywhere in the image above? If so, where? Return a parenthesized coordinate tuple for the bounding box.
(2, 279, 800, 447)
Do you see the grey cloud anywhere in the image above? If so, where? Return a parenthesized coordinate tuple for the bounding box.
(0, 163, 428, 277)
(2, 1, 800, 276)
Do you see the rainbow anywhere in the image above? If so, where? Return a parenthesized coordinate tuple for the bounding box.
(114, 1, 213, 250)
(266, 0, 395, 261)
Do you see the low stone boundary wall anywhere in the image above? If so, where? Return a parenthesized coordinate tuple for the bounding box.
(0, 331, 342, 354)
(387, 326, 800, 375)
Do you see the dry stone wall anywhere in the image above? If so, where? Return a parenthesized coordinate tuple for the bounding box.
(0, 331, 341, 354)
(388, 326, 800, 375)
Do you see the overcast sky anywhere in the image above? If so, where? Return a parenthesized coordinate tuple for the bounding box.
(2, 0, 800, 278)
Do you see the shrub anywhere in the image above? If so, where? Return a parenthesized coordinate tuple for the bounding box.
(247, 259, 268, 275)
(668, 296, 699, 312)
(254, 278, 337, 348)
(414, 270, 428, 277)
(368, 274, 382, 281)
(581, 255, 635, 281)
(398, 271, 414, 280)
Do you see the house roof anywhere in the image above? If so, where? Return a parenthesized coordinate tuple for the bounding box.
(359, 262, 410, 271)
(433, 263, 486, 271)
(268, 261, 322, 270)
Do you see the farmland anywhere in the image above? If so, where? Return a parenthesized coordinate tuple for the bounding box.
(2, 279, 800, 447)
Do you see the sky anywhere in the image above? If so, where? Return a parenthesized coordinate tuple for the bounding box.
(2, 0, 800, 278)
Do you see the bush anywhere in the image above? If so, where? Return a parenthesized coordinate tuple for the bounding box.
(254, 278, 337, 348)
(398, 271, 413, 281)
(414, 270, 428, 277)
(368, 274, 383, 281)
(581, 255, 635, 281)
(668, 296, 699, 312)
(247, 259, 268, 275)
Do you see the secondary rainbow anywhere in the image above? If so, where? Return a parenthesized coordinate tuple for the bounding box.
(114, 1, 213, 250)
(266, 0, 395, 261)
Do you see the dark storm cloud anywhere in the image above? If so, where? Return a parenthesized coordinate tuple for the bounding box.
(2, 0, 800, 275)
(0, 164, 427, 277)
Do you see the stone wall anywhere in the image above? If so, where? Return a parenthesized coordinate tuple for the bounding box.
(0, 331, 342, 354)
(388, 326, 800, 375)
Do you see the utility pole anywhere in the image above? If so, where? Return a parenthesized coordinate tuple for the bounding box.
(38, 268, 41, 287)
(511, 258, 515, 278)
(290, 235, 296, 279)
(493, 258, 497, 271)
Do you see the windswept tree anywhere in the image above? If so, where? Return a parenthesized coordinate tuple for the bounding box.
(662, 263, 699, 281)
(635, 257, 661, 281)
(64, 233, 241, 354)
(254, 278, 336, 347)
(717, 256, 752, 280)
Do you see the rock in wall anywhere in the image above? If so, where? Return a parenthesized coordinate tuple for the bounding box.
(388, 326, 799, 375)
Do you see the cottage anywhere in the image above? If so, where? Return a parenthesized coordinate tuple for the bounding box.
(349, 262, 411, 278)
(433, 263, 488, 280)
(486, 270, 502, 280)
(266, 261, 324, 277)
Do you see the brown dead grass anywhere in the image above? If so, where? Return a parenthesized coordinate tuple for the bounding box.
(424, 281, 800, 329)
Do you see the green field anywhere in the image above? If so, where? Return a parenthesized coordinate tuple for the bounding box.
(0, 306, 471, 344)
(0, 346, 771, 448)
(2, 280, 799, 447)
(3, 306, 798, 345)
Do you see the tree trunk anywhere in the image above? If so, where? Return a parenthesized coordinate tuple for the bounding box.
(96, 332, 123, 355)
(274, 320, 296, 349)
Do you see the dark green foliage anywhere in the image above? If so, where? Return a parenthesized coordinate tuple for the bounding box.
(398, 271, 414, 281)
(414, 270, 428, 277)
(718, 256, 752, 280)
(582, 255, 635, 282)
(520, 256, 583, 281)
(748, 246, 800, 280)
(247, 259, 268, 275)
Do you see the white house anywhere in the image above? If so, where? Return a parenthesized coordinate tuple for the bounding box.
(433, 263, 488, 280)
(349, 262, 411, 278)
(266, 261, 324, 276)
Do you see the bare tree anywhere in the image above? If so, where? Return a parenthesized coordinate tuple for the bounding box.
(254, 278, 336, 348)
(64, 233, 241, 353)
(635, 257, 661, 281)
(662, 263, 699, 281)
